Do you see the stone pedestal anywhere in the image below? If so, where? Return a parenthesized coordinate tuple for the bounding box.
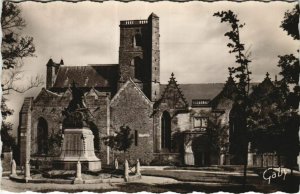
(248, 152, 254, 166)
(25, 162, 32, 183)
(73, 161, 83, 184)
(10, 159, 17, 177)
(114, 158, 119, 170)
(220, 153, 225, 165)
(136, 159, 141, 176)
(124, 160, 129, 182)
(54, 127, 101, 171)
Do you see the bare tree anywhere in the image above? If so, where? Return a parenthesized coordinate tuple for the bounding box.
(1, 2, 43, 150)
(1, 1, 43, 94)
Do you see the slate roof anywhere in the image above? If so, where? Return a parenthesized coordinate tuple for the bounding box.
(160, 83, 225, 105)
(52, 64, 118, 89)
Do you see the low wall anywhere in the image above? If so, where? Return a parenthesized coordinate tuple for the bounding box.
(223, 152, 286, 167)
(252, 153, 283, 167)
(151, 153, 182, 166)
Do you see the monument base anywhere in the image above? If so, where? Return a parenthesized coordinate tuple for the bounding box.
(53, 160, 101, 171)
(73, 177, 83, 184)
(54, 127, 101, 171)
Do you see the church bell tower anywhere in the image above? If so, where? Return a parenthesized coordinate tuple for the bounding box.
(118, 13, 160, 102)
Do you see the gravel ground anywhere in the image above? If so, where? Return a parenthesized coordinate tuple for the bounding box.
(1, 176, 178, 193)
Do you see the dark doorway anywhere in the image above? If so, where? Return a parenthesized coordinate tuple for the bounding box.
(37, 117, 48, 155)
(161, 111, 171, 151)
(192, 134, 210, 166)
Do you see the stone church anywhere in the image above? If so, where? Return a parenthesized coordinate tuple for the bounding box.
(17, 13, 282, 167)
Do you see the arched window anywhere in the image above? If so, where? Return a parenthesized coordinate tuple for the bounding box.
(133, 34, 142, 47)
(37, 117, 48, 155)
(161, 111, 171, 150)
(131, 57, 143, 81)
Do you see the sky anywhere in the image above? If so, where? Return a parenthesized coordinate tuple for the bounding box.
(3, 1, 298, 135)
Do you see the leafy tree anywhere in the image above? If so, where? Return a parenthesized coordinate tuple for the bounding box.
(247, 4, 299, 172)
(1, 97, 15, 152)
(103, 125, 134, 161)
(1, 1, 35, 70)
(213, 10, 252, 97)
(1, 2, 42, 152)
(276, 4, 300, 172)
(214, 10, 251, 186)
(47, 133, 63, 156)
(247, 76, 288, 153)
(280, 4, 299, 40)
(278, 54, 299, 85)
(190, 109, 229, 155)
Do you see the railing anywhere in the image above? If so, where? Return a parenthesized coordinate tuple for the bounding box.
(192, 99, 210, 107)
(120, 20, 148, 25)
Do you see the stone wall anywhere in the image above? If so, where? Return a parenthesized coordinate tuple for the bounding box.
(110, 80, 154, 165)
(151, 153, 182, 166)
(18, 88, 110, 165)
(149, 13, 160, 101)
(18, 97, 33, 166)
(175, 113, 191, 132)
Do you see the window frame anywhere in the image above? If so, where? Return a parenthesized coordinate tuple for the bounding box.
(193, 116, 208, 130)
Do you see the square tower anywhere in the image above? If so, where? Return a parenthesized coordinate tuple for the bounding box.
(118, 13, 160, 101)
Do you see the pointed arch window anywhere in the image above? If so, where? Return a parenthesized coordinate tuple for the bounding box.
(37, 117, 48, 155)
(161, 111, 171, 150)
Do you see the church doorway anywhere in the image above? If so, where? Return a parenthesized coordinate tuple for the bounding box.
(37, 117, 48, 155)
(191, 134, 210, 166)
(161, 111, 171, 151)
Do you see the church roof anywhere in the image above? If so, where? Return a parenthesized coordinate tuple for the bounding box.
(52, 65, 118, 89)
(160, 83, 225, 105)
(110, 78, 153, 108)
(158, 73, 189, 109)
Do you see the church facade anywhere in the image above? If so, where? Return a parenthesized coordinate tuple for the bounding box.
(18, 13, 283, 167)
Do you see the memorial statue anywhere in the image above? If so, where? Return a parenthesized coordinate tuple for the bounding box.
(55, 81, 101, 171)
(62, 81, 93, 128)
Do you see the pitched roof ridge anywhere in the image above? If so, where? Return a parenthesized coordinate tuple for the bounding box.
(44, 88, 62, 97)
(110, 78, 152, 107)
(170, 73, 189, 106)
(34, 88, 61, 103)
(159, 73, 189, 106)
(129, 78, 152, 105)
(60, 87, 72, 98)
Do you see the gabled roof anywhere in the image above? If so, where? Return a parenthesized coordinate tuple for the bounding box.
(85, 87, 108, 98)
(160, 83, 224, 106)
(34, 88, 62, 103)
(52, 64, 118, 89)
(110, 78, 152, 107)
(249, 72, 276, 99)
(158, 73, 189, 109)
(20, 97, 33, 113)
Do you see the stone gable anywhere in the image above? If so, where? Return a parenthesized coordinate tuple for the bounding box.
(110, 79, 154, 164)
